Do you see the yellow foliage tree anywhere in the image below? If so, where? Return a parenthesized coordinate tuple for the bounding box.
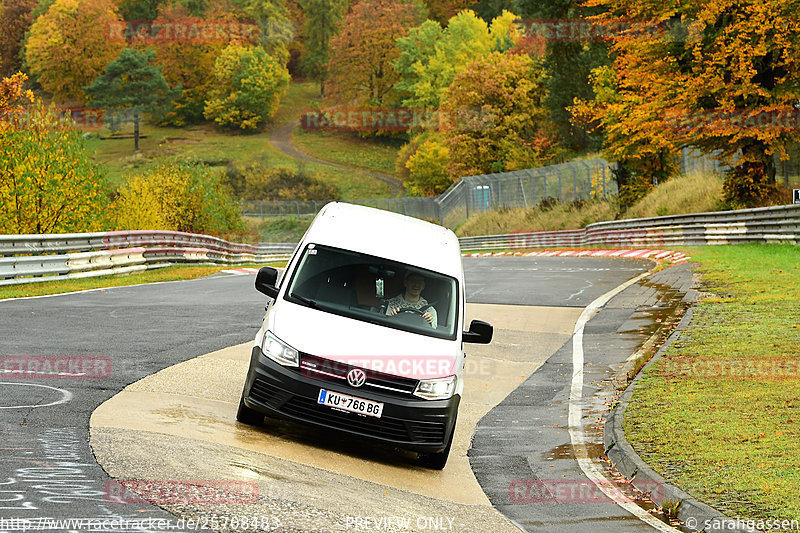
(0, 74, 110, 233)
(25, 0, 124, 104)
(114, 162, 243, 234)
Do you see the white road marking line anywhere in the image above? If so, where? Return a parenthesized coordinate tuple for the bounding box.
(0, 382, 73, 409)
(569, 271, 681, 533)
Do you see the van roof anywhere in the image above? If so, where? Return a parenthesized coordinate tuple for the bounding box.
(301, 202, 462, 278)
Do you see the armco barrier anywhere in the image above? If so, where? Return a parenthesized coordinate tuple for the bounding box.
(459, 204, 800, 250)
(1, 205, 797, 286)
(0, 230, 297, 287)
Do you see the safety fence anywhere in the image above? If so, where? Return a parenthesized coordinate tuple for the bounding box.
(0, 230, 296, 287)
(2, 205, 797, 286)
(242, 158, 616, 226)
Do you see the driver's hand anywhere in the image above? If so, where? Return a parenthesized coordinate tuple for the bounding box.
(388, 307, 399, 316)
(422, 311, 433, 324)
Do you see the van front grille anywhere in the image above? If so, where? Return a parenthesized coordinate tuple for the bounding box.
(296, 354, 419, 397)
(249, 377, 445, 445)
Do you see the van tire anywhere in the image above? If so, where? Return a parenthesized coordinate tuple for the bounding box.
(418, 419, 455, 470)
(237, 397, 263, 425)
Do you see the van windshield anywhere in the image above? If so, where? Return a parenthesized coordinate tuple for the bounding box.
(284, 244, 459, 340)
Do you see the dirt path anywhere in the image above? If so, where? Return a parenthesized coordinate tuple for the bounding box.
(269, 118, 405, 197)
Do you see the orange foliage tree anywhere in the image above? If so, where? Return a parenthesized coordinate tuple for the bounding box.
(325, 0, 426, 107)
(578, 0, 800, 206)
(0, 0, 38, 77)
(24, 0, 125, 104)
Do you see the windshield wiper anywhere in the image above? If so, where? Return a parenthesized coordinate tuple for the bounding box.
(290, 293, 318, 308)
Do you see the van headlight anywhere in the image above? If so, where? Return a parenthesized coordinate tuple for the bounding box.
(413, 376, 457, 400)
(261, 331, 299, 367)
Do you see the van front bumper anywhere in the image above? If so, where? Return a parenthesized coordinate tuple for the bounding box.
(241, 346, 459, 453)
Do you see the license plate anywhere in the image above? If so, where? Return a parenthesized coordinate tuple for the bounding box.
(317, 389, 383, 418)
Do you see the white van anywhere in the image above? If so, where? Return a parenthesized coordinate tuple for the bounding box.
(237, 202, 492, 469)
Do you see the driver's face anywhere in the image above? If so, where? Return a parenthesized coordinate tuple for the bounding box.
(404, 275, 425, 296)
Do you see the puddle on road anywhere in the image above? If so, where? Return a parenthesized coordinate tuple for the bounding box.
(544, 442, 605, 460)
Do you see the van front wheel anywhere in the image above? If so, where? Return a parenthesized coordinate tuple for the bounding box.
(237, 397, 263, 426)
(418, 419, 455, 470)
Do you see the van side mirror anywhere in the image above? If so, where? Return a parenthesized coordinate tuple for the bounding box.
(255, 267, 280, 298)
(463, 320, 492, 344)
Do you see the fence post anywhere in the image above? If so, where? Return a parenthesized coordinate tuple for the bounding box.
(556, 167, 563, 202)
(602, 164, 607, 198)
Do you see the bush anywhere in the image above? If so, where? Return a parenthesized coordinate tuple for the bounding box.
(204, 45, 290, 131)
(241, 164, 339, 201)
(404, 139, 452, 196)
(0, 74, 110, 233)
(114, 161, 243, 235)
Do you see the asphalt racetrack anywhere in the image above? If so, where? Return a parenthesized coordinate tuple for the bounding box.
(1, 256, 687, 533)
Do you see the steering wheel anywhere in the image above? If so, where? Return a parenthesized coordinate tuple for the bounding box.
(396, 307, 427, 316)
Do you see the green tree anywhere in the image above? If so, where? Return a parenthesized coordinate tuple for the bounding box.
(442, 52, 558, 177)
(233, 0, 292, 64)
(204, 44, 290, 130)
(298, 0, 347, 96)
(85, 48, 179, 151)
(395, 10, 521, 111)
(514, 0, 608, 153)
(24, 0, 125, 103)
(0, 74, 109, 234)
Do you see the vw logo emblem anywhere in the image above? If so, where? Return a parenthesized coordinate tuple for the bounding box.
(347, 368, 366, 388)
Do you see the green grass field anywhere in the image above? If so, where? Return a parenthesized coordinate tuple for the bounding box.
(292, 127, 404, 177)
(82, 81, 393, 199)
(625, 244, 800, 522)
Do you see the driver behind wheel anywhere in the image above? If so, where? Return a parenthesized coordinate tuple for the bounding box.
(385, 270, 438, 328)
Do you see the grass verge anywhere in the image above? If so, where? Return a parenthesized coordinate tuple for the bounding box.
(624, 244, 800, 523)
(0, 264, 279, 300)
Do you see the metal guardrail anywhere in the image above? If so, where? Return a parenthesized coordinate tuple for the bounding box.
(458, 204, 800, 250)
(2, 205, 796, 286)
(0, 230, 297, 287)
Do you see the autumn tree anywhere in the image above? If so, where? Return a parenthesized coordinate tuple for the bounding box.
(85, 48, 179, 151)
(325, 0, 426, 107)
(395, 9, 520, 110)
(298, 0, 347, 96)
(204, 44, 290, 130)
(583, 0, 800, 206)
(0, 0, 38, 77)
(424, 0, 470, 24)
(441, 52, 558, 178)
(571, 65, 679, 208)
(0, 74, 109, 234)
(114, 161, 242, 234)
(144, 1, 243, 125)
(404, 137, 451, 195)
(24, 0, 125, 104)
